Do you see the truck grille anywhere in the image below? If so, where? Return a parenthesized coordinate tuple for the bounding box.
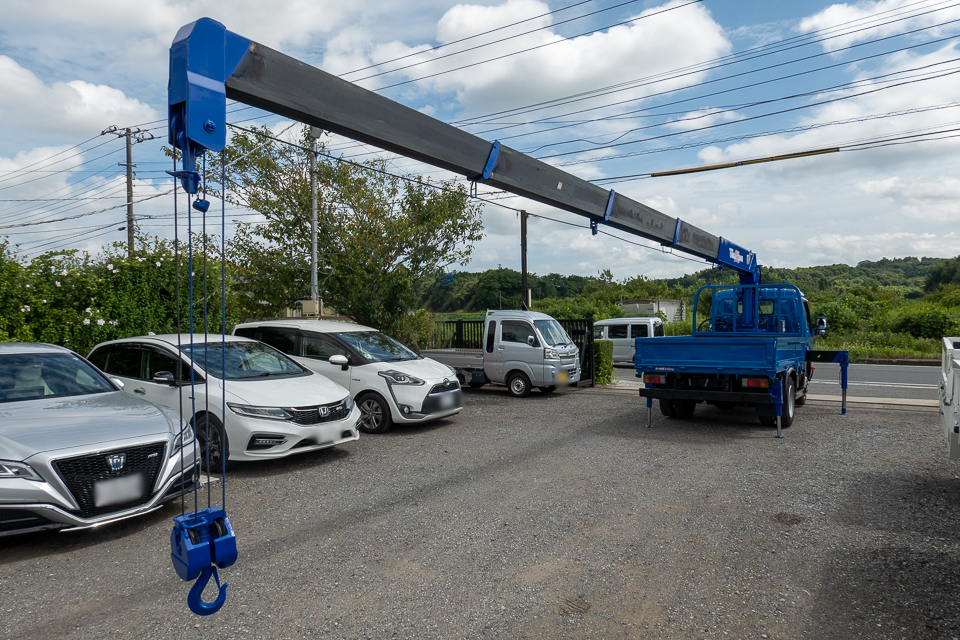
(289, 401, 350, 425)
(429, 380, 461, 395)
(53, 443, 165, 519)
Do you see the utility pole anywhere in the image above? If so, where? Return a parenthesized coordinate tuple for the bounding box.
(307, 126, 323, 316)
(520, 210, 530, 310)
(122, 128, 135, 256)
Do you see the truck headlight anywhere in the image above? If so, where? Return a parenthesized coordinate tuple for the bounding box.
(378, 370, 425, 385)
(227, 403, 293, 420)
(544, 348, 560, 360)
(0, 460, 43, 481)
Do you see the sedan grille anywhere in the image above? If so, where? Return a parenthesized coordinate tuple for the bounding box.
(53, 443, 166, 519)
(288, 401, 350, 425)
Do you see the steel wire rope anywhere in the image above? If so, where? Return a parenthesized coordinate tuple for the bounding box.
(0, 144, 127, 194)
(0, 190, 172, 229)
(0, 181, 133, 225)
(0, 134, 110, 181)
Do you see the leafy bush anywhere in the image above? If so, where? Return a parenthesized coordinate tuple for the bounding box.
(889, 307, 960, 340)
(813, 293, 886, 332)
(393, 309, 437, 351)
(534, 296, 624, 321)
(594, 340, 614, 385)
(819, 331, 941, 359)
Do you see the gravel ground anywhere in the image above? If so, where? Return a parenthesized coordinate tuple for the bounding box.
(1, 386, 958, 640)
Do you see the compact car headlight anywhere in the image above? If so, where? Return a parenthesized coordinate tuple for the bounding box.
(0, 460, 43, 481)
(378, 370, 425, 385)
(226, 403, 293, 421)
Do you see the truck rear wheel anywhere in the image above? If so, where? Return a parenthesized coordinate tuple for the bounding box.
(507, 372, 532, 398)
(658, 398, 676, 417)
(673, 400, 696, 419)
(781, 377, 796, 428)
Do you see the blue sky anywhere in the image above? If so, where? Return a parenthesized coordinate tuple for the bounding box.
(1, 0, 959, 281)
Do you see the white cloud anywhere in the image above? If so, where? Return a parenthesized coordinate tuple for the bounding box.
(0, 56, 158, 137)
(799, 0, 960, 53)
(858, 175, 960, 223)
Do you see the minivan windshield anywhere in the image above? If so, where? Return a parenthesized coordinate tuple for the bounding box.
(180, 341, 306, 380)
(534, 320, 573, 347)
(0, 353, 115, 403)
(334, 331, 418, 362)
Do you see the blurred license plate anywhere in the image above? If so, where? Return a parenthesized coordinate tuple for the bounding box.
(558, 371, 569, 384)
(94, 473, 146, 507)
(439, 393, 456, 408)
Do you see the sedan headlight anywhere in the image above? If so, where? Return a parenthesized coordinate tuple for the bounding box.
(172, 423, 196, 456)
(227, 403, 293, 421)
(544, 348, 560, 360)
(378, 370, 425, 385)
(0, 460, 43, 481)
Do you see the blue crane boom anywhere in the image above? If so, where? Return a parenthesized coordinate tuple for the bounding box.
(166, 17, 761, 284)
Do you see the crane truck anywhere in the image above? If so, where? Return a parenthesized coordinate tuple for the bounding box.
(164, 17, 849, 433)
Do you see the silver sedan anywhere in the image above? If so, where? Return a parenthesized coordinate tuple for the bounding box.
(0, 343, 199, 537)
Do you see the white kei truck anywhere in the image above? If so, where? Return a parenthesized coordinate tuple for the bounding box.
(422, 310, 581, 397)
(940, 336, 960, 458)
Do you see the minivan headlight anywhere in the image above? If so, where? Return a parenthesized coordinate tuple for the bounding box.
(378, 370, 425, 385)
(227, 403, 293, 421)
(342, 394, 354, 411)
(0, 460, 43, 481)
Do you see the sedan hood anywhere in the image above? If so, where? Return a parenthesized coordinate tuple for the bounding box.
(220, 371, 349, 407)
(0, 391, 175, 461)
(380, 358, 456, 382)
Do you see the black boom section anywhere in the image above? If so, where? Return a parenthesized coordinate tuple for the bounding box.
(224, 42, 721, 260)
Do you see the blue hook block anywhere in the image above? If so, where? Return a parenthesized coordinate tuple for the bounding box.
(192, 198, 210, 213)
(171, 507, 236, 615)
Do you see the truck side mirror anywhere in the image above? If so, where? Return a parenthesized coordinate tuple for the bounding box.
(329, 354, 350, 371)
(815, 317, 827, 336)
(526, 335, 535, 346)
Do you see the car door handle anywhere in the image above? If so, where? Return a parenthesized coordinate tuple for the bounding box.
(133, 387, 146, 395)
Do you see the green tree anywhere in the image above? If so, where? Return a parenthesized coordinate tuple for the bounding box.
(216, 126, 484, 333)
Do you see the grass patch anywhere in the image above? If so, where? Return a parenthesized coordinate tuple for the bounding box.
(818, 331, 940, 360)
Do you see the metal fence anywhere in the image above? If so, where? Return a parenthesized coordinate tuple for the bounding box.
(433, 317, 594, 387)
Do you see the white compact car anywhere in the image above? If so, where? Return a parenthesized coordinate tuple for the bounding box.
(88, 335, 360, 470)
(233, 319, 462, 434)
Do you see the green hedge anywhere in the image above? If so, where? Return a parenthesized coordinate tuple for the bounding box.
(594, 339, 613, 385)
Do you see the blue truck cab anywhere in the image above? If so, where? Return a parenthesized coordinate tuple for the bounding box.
(635, 283, 818, 427)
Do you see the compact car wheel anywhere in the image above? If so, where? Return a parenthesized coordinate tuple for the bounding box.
(507, 372, 531, 398)
(357, 393, 393, 434)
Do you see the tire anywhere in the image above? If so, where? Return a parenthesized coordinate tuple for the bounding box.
(507, 372, 532, 398)
(658, 398, 676, 417)
(758, 415, 777, 426)
(781, 377, 796, 428)
(357, 393, 393, 434)
(795, 377, 807, 406)
(673, 400, 696, 419)
(538, 385, 557, 394)
(195, 414, 230, 473)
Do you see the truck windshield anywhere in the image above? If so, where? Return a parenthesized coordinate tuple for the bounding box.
(334, 331, 419, 362)
(534, 320, 572, 346)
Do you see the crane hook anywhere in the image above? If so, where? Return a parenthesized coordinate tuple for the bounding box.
(188, 566, 229, 616)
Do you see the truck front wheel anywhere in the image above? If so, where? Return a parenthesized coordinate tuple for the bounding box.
(507, 372, 532, 398)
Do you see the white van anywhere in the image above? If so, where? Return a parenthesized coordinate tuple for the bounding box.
(593, 317, 664, 364)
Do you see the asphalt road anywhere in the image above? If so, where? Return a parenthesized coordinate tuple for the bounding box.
(1, 387, 955, 640)
(614, 363, 941, 401)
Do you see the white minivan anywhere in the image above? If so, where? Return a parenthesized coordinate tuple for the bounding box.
(233, 319, 463, 434)
(593, 317, 664, 364)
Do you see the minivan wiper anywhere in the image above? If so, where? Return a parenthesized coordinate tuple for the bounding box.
(233, 371, 290, 379)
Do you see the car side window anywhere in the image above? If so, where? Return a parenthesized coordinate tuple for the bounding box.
(104, 344, 142, 379)
(501, 321, 537, 346)
(233, 327, 258, 340)
(654, 323, 665, 337)
(143, 347, 185, 382)
(302, 335, 348, 361)
(258, 329, 297, 355)
(631, 324, 649, 338)
(593, 327, 604, 339)
(87, 347, 109, 371)
(608, 325, 628, 339)
(486, 321, 496, 353)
